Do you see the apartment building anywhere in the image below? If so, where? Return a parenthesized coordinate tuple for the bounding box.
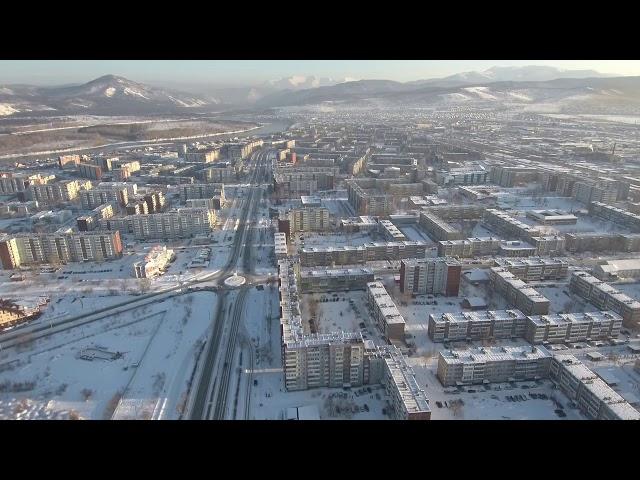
(379, 219, 406, 241)
(58, 154, 81, 169)
(340, 216, 378, 233)
(0, 173, 29, 194)
(589, 201, 640, 232)
(399, 257, 461, 296)
(346, 179, 393, 216)
(491, 165, 539, 187)
(573, 181, 618, 205)
(299, 267, 374, 293)
(435, 164, 490, 186)
(184, 148, 221, 163)
(199, 164, 237, 183)
(428, 309, 528, 342)
(27, 180, 82, 205)
(498, 240, 538, 257)
(494, 257, 568, 281)
(550, 355, 640, 420)
(80, 185, 128, 209)
(274, 232, 288, 259)
(77, 163, 103, 181)
(278, 258, 369, 391)
(287, 207, 330, 233)
(424, 204, 485, 220)
(0, 230, 122, 269)
(133, 245, 175, 278)
(130, 208, 216, 240)
(529, 235, 566, 256)
(300, 241, 427, 267)
(366, 281, 406, 341)
(565, 232, 620, 253)
(97, 182, 137, 199)
(437, 237, 501, 258)
(126, 199, 150, 215)
(483, 208, 541, 240)
(419, 211, 463, 241)
(374, 345, 431, 420)
(437, 345, 552, 387)
(489, 267, 550, 315)
(525, 311, 622, 344)
(180, 183, 225, 207)
(569, 271, 640, 327)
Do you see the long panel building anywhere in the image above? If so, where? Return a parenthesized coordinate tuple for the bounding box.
(300, 241, 426, 267)
(428, 310, 528, 342)
(550, 355, 640, 420)
(489, 267, 550, 315)
(437, 345, 552, 387)
(525, 311, 622, 344)
(130, 208, 216, 240)
(366, 281, 406, 341)
(0, 230, 122, 269)
(569, 271, 640, 328)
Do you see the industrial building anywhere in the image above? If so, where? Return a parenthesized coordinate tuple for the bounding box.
(526, 209, 577, 225)
(593, 258, 640, 281)
(399, 257, 461, 296)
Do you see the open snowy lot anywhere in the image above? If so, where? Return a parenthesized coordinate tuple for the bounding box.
(0, 291, 216, 420)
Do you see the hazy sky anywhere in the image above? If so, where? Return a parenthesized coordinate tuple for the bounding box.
(1, 60, 639, 87)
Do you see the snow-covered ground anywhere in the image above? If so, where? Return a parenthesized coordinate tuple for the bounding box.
(0, 292, 217, 420)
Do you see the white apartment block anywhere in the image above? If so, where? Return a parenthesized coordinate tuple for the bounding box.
(288, 207, 329, 233)
(494, 257, 569, 281)
(437, 345, 552, 387)
(428, 309, 528, 342)
(569, 271, 640, 328)
(366, 281, 405, 341)
(274, 232, 288, 259)
(525, 311, 622, 344)
(130, 208, 216, 240)
(0, 230, 122, 269)
(80, 187, 128, 209)
(550, 355, 640, 420)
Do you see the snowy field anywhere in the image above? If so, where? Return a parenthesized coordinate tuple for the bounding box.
(0, 292, 217, 420)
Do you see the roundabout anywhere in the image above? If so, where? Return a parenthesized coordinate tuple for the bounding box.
(224, 273, 246, 288)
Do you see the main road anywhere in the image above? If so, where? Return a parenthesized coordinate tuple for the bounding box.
(188, 147, 273, 419)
